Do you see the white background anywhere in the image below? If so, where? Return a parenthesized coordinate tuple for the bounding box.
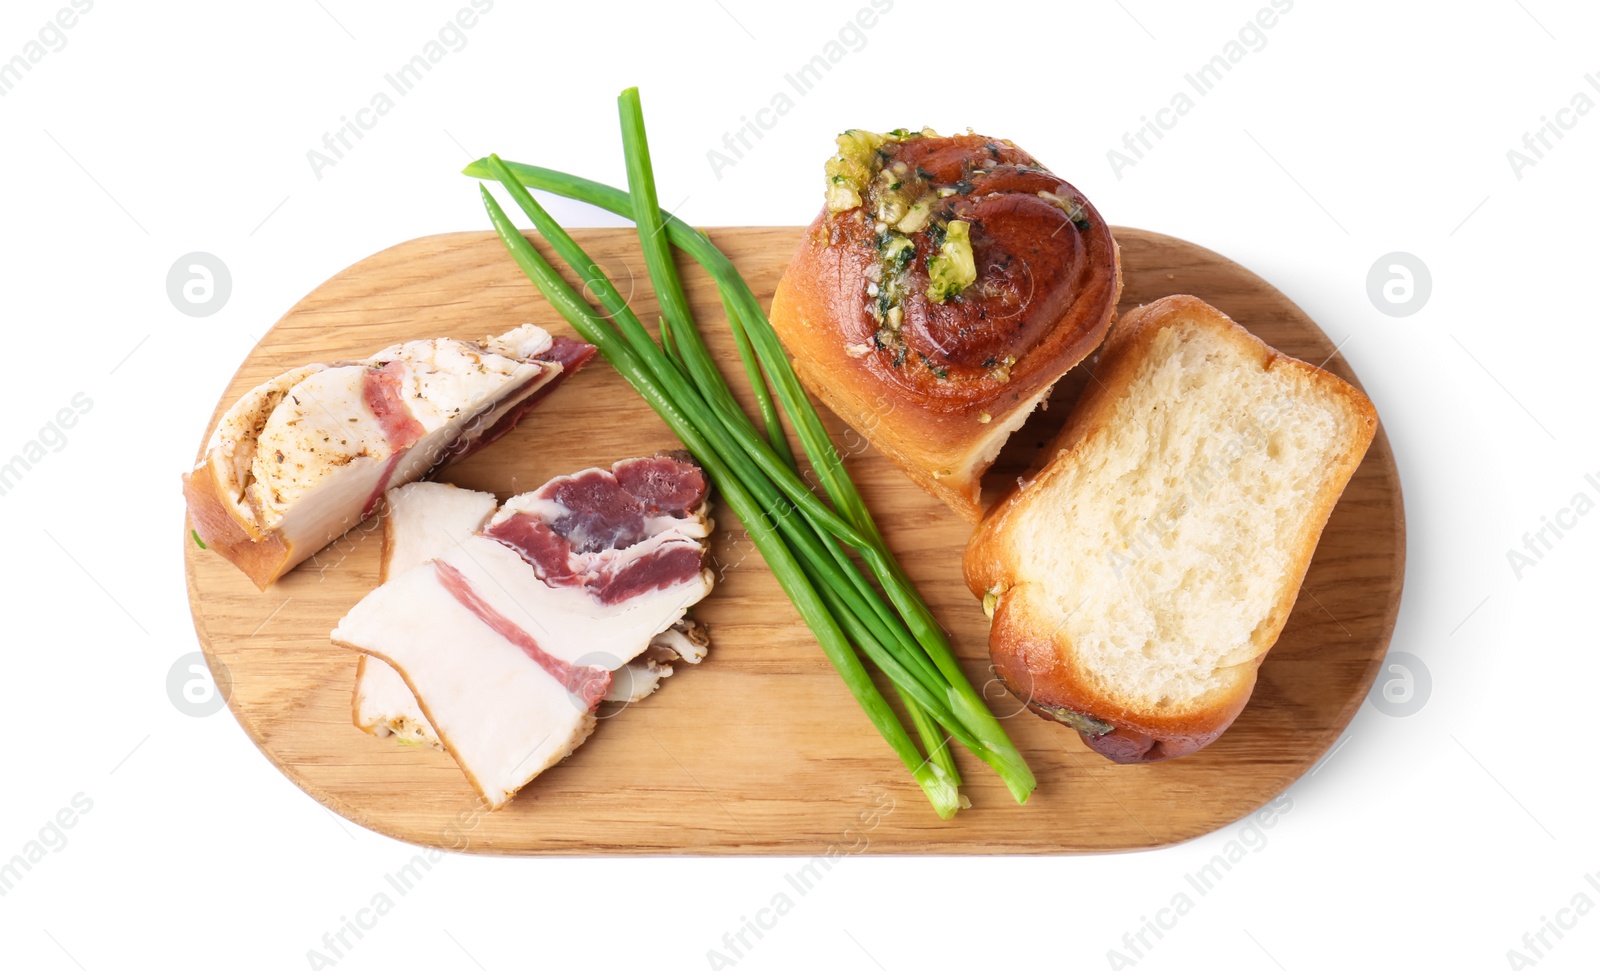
(1, 0, 1595, 968)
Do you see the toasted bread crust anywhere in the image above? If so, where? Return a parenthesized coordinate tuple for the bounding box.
(182, 463, 291, 591)
(965, 295, 1378, 762)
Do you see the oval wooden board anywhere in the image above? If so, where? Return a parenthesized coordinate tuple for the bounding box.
(184, 227, 1404, 855)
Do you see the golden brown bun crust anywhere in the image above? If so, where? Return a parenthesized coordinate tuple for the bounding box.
(984, 589, 1249, 763)
(965, 295, 1378, 763)
(182, 465, 289, 591)
(770, 132, 1121, 522)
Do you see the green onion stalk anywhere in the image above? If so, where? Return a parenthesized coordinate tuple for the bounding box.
(465, 88, 1035, 812)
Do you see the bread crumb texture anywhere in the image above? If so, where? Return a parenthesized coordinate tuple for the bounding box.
(1013, 317, 1360, 710)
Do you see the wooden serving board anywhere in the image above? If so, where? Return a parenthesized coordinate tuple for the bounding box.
(184, 227, 1404, 854)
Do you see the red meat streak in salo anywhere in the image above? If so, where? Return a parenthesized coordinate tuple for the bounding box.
(432, 559, 612, 709)
(359, 361, 428, 518)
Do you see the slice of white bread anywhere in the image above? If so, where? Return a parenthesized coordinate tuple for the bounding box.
(963, 295, 1377, 762)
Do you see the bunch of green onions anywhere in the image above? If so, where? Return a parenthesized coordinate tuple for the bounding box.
(465, 88, 1034, 817)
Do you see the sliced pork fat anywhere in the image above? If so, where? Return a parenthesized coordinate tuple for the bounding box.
(183, 325, 596, 589)
(353, 481, 498, 746)
(354, 479, 714, 746)
(333, 455, 714, 809)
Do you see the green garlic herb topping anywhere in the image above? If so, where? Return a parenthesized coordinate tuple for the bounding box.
(926, 220, 976, 302)
(825, 127, 979, 380)
(823, 127, 940, 214)
(824, 129, 889, 212)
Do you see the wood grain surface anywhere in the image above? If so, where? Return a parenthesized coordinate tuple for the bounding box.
(183, 226, 1404, 855)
